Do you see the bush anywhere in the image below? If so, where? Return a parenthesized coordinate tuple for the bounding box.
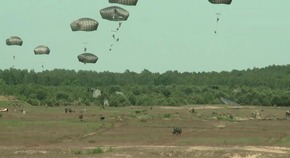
(87, 147, 104, 154)
(163, 113, 172, 118)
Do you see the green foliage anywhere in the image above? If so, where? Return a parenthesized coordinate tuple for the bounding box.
(212, 112, 234, 121)
(1, 65, 290, 107)
(87, 147, 104, 154)
(73, 150, 82, 155)
(163, 113, 172, 118)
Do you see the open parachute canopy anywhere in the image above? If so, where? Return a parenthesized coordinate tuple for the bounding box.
(34, 45, 50, 55)
(208, 0, 232, 5)
(77, 53, 98, 64)
(109, 0, 138, 6)
(100, 6, 130, 21)
(70, 18, 99, 32)
(6, 36, 23, 46)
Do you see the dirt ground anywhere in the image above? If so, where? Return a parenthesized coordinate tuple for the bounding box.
(1, 100, 290, 158)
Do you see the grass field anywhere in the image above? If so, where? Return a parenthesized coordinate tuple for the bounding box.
(1, 98, 290, 158)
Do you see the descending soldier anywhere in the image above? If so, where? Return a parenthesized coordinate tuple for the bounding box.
(208, 0, 232, 34)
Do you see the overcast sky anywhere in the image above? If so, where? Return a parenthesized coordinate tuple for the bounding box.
(0, 0, 289, 73)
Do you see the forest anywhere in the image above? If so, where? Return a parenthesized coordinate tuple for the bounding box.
(0, 64, 290, 107)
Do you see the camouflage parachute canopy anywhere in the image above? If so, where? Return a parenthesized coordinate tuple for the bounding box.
(208, 0, 232, 5)
(34, 45, 50, 55)
(77, 53, 98, 64)
(70, 18, 99, 32)
(6, 36, 23, 46)
(100, 6, 130, 21)
(109, 0, 138, 6)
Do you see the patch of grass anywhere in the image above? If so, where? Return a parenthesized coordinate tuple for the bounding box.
(212, 112, 235, 122)
(108, 147, 113, 152)
(73, 150, 83, 155)
(197, 113, 211, 120)
(87, 147, 104, 154)
(277, 136, 290, 146)
(163, 113, 172, 118)
(135, 109, 148, 114)
(73, 147, 108, 155)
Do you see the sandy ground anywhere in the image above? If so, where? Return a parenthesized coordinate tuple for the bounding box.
(1, 145, 290, 158)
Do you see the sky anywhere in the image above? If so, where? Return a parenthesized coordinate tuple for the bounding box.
(0, 0, 289, 73)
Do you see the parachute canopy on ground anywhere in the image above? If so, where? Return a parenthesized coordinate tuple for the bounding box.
(77, 53, 98, 64)
(34, 45, 50, 55)
(6, 36, 23, 46)
(208, 0, 232, 5)
(100, 6, 130, 21)
(70, 18, 99, 32)
(220, 97, 239, 106)
(109, 0, 138, 6)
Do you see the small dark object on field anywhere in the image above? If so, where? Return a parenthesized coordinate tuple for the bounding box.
(100, 115, 105, 120)
(172, 127, 182, 135)
(79, 114, 83, 121)
(189, 108, 195, 113)
(65, 108, 74, 113)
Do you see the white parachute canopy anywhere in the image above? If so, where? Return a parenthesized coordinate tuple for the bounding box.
(220, 97, 239, 106)
(115, 91, 124, 96)
(93, 89, 102, 98)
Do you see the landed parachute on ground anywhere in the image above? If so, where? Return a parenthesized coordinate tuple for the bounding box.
(109, 0, 138, 6)
(34, 45, 50, 55)
(208, 0, 232, 5)
(220, 97, 239, 106)
(100, 6, 130, 21)
(77, 53, 98, 64)
(6, 36, 23, 46)
(70, 18, 99, 32)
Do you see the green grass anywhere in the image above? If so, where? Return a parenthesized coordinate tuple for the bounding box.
(2, 103, 290, 148)
(87, 147, 104, 154)
(73, 147, 111, 155)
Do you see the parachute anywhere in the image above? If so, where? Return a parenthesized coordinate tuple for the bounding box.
(6, 36, 23, 46)
(208, 0, 232, 5)
(108, 0, 138, 6)
(100, 7, 130, 51)
(70, 18, 99, 32)
(100, 6, 130, 21)
(34, 45, 50, 55)
(77, 53, 98, 64)
(220, 97, 239, 106)
(92, 89, 102, 98)
(209, 0, 232, 33)
(6, 36, 23, 62)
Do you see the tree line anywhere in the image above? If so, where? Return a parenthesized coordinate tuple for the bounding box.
(0, 64, 290, 107)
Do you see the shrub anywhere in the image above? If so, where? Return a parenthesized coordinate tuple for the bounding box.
(87, 147, 104, 154)
(163, 113, 172, 118)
